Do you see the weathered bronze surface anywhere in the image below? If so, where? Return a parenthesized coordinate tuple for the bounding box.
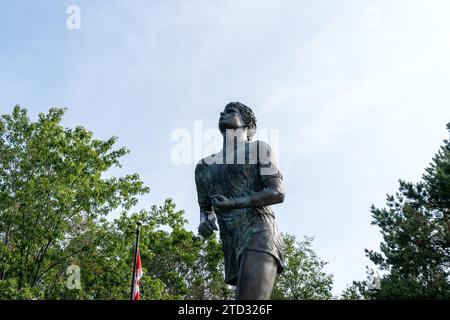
(195, 102, 285, 300)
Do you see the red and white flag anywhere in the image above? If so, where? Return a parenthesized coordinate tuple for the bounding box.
(132, 249, 143, 300)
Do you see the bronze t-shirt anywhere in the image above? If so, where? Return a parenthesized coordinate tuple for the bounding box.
(195, 140, 284, 285)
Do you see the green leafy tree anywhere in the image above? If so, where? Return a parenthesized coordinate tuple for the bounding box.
(340, 283, 364, 300)
(68, 199, 233, 300)
(358, 123, 450, 299)
(272, 234, 334, 300)
(0, 106, 149, 299)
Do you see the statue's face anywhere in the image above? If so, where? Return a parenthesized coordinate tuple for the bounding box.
(219, 105, 245, 133)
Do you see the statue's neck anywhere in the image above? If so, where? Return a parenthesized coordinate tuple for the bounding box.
(222, 129, 247, 152)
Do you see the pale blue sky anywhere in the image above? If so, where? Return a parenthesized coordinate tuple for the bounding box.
(1, 0, 450, 295)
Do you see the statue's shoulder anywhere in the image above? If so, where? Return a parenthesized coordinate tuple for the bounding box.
(254, 139, 271, 149)
(195, 152, 218, 170)
(247, 140, 272, 155)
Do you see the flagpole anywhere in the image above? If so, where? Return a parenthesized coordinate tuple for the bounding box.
(130, 221, 142, 300)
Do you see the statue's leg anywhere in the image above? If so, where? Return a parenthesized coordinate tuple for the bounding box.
(235, 250, 278, 300)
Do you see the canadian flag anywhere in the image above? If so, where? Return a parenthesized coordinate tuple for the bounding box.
(133, 249, 143, 300)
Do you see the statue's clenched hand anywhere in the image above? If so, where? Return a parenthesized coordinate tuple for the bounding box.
(211, 194, 235, 214)
(198, 211, 218, 238)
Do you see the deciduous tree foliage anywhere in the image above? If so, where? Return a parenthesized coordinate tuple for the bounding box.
(272, 235, 333, 300)
(0, 106, 142, 298)
(70, 200, 233, 300)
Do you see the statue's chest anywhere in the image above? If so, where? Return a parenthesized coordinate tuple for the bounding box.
(207, 164, 262, 195)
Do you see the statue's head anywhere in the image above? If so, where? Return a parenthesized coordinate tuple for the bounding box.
(219, 102, 257, 141)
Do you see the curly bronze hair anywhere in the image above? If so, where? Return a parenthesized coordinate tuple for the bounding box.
(224, 102, 257, 140)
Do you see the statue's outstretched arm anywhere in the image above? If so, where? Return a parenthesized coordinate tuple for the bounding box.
(211, 176, 284, 213)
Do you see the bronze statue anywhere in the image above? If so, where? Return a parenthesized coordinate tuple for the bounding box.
(195, 102, 285, 300)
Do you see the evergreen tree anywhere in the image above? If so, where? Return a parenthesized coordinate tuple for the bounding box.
(359, 123, 450, 299)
